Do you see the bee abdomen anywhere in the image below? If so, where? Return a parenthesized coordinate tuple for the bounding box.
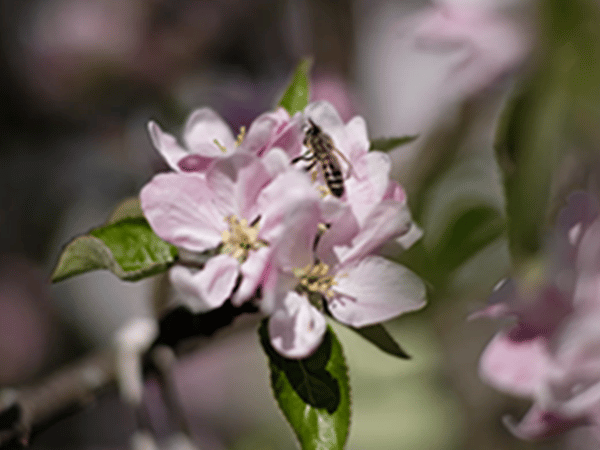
(322, 161, 344, 197)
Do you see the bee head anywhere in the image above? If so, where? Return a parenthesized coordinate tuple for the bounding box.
(303, 118, 321, 139)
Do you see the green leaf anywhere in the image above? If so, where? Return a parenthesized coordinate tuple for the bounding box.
(278, 58, 312, 115)
(348, 324, 410, 359)
(52, 217, 178, 282)
(369, 135, 419, 152)
(259, 320, 350, 450)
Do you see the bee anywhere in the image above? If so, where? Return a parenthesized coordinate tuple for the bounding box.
(292, 119, 351, 197)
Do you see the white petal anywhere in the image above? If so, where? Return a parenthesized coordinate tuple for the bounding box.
(147, 121, 188, 171)
(268, 291, 327, 359)
(183, 107, 236, 156)
(331, 256, 426, 327)
(169, 255, 239, 312)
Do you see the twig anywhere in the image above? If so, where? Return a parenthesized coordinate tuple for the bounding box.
(0, 350, 116, 447)
(0, 303, 260, 448)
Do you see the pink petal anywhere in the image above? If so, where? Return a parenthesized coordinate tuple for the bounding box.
(271, 113, 304, 159)
(260, 148, 291, 177)
(205, 153, 254, 216)
(316, 206, 359, 267)
(343, 115, 370, 162)
(239, 107, 292, 156)
(256, 171, 321, 266)
(330, 256, 426, 327)
(332, 200, 412, 264)
(396, 223, 423, 249)
(234, 159, 273, 220)
(503, 404, 587, 441)
(169, 255, 239, 312)
(147, 121, 188, 171)
(479, 331, 550, 398)
(183, 107, 236, 156)
(232, 246, 272, 306)
(345, 152, 393, 225)
(140, 173, 229, 252)
(268, 291, 327, 359)
(383, 180, 407, 203)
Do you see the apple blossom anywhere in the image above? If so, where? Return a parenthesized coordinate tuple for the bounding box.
(142, 101, 426, 359)
(267, 187, 426, 359)
(147, 106, 301, 173)
(141, 151, 323, 312)
(475, 192, 600, 441)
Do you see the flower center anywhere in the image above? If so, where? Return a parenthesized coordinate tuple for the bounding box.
(220, 215, 266, 262)
(293, 262, 337, 300)
(213, 126, 246, 153)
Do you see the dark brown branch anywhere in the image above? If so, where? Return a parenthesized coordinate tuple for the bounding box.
(0, 350, 116, 447)
(0, 305, 261, 448)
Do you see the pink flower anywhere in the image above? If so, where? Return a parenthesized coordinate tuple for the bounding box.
(142, 101, 426, 359)
(141, 150, 321, 312)
(147, 107, 301, 173)
(267, 195, 426, 359)
(476, 193, 600, 442)
(301, 101, 422, 251)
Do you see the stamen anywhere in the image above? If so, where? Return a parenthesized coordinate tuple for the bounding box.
(235, 126, 246, 147)
(293, 262, 337, 302)
(213, 139, 228, 153)
(220, 215, 267, 262)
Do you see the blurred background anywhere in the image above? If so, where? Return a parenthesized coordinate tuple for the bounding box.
(0, 0, 599, 448)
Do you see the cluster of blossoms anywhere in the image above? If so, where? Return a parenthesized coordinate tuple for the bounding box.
(475, 192, 600, 441)
(140, 101, 426, 358)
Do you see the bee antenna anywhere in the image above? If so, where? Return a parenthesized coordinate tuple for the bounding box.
(305, 118, 321, 134)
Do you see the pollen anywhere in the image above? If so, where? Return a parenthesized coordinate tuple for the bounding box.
(316, 185, 331, 198)
(293, 262, 337, 299)
(235, 126, 246, 147)
(220, 215, 267, 262)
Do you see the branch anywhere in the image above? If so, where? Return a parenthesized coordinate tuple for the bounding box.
(0, 302, 260, 448)
(0, 350, 116, 447)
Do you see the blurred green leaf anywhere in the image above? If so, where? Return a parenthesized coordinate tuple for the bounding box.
(278, 58, 312, 115)
(496, 0, 600, 266)
(418, 157, 506, 282)
(348, 324, 411, 359)
(369, 135, 419, 152)
(52, 217, 177, 282)
(259, 320, 350, 450)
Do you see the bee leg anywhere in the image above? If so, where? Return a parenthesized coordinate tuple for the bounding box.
(291, 152, 314, 164)
(304, 161, 317, 172)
